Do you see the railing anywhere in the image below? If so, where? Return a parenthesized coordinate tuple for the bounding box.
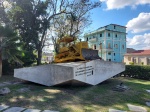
(98, 48, 113, 52)
(88, 38, 96, 42)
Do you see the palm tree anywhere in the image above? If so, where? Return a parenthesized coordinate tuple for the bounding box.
(0, 25, 23, 77)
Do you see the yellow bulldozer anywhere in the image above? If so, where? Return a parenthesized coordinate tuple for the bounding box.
(54, 36, 101, 63)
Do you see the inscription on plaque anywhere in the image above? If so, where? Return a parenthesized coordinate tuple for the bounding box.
(75, 66, 94, 76)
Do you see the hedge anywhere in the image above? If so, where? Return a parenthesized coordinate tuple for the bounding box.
(121, 65, 150, 80)
(2, 60, 22, 75)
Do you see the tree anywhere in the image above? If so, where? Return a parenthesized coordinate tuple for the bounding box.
(4, 0, 71, 65)
(0, 1, 23, 77)
(0, 0, 101, 65)
(0, 25, 23, 77)
(0, 0, 36, 67)
(50, 0, 101, 53)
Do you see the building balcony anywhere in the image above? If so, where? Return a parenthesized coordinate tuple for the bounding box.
(98, 48, 113, 52)
(88, 38, 97, 42)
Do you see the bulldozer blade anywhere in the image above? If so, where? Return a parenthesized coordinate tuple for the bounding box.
(81, 48, 100, 60)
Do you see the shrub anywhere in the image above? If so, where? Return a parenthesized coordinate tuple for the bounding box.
(121, 65, 150, 80)
(2, 60, 23, 75)
(2, 60, 16, 75)
(141, 62, 144, 65)
(129, 62, 134, 65)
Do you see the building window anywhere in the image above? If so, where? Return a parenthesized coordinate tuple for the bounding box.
(114, 25, 116, 29)
(108, 52, 111, 55)
(100, 33, 102, 37)
(93, 44, 96, 49)
(133, 58, 136, 63)
(109, 59, 111, 61)
(115, 34, 117, 37)
(108, 33, 110, 37)
(86, 37, 88, 41)
(122, 45, 124, 49)
(100, 43, 102, 49)
(108, 43, 111, 48)
(115, 44, 118, 48)
(114, 53, 115, 56)
(148, 58, 150, 65)
(128, 57, 131, 61)
(94, 45, 96, 49)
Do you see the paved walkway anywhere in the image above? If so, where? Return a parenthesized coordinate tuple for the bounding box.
(109, 108, 126, 112)
(0, 81, 23, 87)
(146, 90, 150, 93)
(1, 104, 148, 112)
(127, 104, 147, 112)
(0, 105, 59, 112)
(109, 103, 148, 112)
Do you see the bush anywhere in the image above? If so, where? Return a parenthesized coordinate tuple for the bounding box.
(129, 62, 134, 65)
(2, 60, 14, 75)
(121, 65, 150, 80)
(141, 62, 144, 65)
(2, 60, 22, 75)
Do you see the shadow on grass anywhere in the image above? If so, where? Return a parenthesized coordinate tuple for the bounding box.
(0, 77, 150, 112)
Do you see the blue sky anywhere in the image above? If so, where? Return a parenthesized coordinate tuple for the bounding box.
(85, 0, 150, 50)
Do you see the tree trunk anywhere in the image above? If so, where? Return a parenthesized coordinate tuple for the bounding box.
(37, 49, 42, 65)
(0, 52, 2, 77)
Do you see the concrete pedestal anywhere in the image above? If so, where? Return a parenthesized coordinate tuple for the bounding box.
(14, 60, 125, 86)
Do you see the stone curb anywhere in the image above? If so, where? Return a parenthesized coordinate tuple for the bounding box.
(0, 105, 59, 112)
(127, 104, 147, 112)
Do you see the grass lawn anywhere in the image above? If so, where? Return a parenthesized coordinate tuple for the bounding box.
(0, 75, 150, 112)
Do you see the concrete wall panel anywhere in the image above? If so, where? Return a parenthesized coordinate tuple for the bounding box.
(14, 60, 125, 86)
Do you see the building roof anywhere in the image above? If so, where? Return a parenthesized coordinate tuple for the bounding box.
(125, 49, 150, 56)
(110, 24, 127, 28)
(85, 24, 126, 36)
(127, 48, 136, 53)
(97, 24, 126, 30)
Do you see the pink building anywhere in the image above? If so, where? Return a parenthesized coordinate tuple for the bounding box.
(124, 49, 150, 65)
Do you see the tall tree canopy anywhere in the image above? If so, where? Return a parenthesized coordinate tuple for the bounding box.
(50, 0, 101, 53)
(0, 25, 23, 77)
(0, 0, 101, 65)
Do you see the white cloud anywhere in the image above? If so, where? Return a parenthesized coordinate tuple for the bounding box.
(100, 0, 150, 10)
(127, 33, 150, 50)
(126, 13, 150, 33)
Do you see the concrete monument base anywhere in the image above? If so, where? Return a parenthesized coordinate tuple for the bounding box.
(14, 60, 125, 86)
